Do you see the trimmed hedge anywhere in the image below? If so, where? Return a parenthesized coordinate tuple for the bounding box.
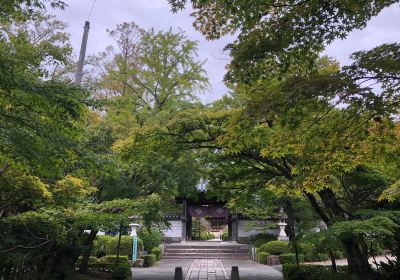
(111, 262, 131, 280)
(251, 233, 276, 248)
(92, 235, 112, 256)
(138, 229, 162, 251)
(259, 241, 290, 255)
(102, 255, 129, 265)
(77, 255, 131, 279)
(143, 254, 157, 267)
(221, 232, 229, 241)
(279, 253, 304, 264)
(298, 242, 315, 256)
(105, 236, 143, 258)
(283, 264, 350, 280)
(151, 247, 162, 261)
(257, 252, 269, 264)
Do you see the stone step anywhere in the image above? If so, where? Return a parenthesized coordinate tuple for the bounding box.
(162, 252, 250, 259)
(165, 248, 249, 253)
(165, 245, 249, 250)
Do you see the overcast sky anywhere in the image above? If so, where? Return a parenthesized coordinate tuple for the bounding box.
(53, 1, 400, 104)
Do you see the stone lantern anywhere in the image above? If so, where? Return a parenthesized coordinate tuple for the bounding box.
(276, 208, 289, 241)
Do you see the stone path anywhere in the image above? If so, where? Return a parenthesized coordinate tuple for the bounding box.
(132, 258, 282, 280)
(185, 259, 229, 280)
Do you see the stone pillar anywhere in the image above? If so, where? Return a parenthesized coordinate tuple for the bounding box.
(181, 200, 187, 242)
(231, 216, 238, 242)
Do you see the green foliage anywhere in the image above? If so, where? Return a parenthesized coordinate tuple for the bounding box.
(283, 264, 351, 280)
(151, 247, 162, 261)
(380, 180, 400, 202)
(77, 255, 130, 280)
(298, 243, 315, 258)
(101, 255, 129, 265)
(279, 253, 304, 264)
(111, 262, 131, 280)
(77, 256, 98, 266)
(191, 218, 213, 240)
(0, 0, 66, 21)
(142, 254, 156, 267)
(169, 0, 398, 83)
(259, 241, 291, 255)
(138, 228, 162, 251)
(251, 233, 276, 248)
(221, 231, 229, 241)
(92, 235, 113, 256)
(106, 236, 138, 258)
(257, 252, 269, 264)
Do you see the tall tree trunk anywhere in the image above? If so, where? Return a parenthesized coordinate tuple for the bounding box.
(317, 189, 372, 278)
(306, 190, 373, 278)
(283, 198, 295, 241)
(328, 249, 337, 273)
(342, 238, 371, 278)
(79, 229, 98, 273)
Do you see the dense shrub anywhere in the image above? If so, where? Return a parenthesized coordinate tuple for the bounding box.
(76, 256, 99, 268)
(333, 250, 344, 259)
(279, 253, 304, 264)
(251, 233, 276, 248)
(79, 255, 130, 279)
(143, 254, 157, 267)
(151, 247, 162, 261)
(298, 242, 315, 256)
(92, 235, 113, 256)
(101, 255, 129, 265)
(259, 241, 291, 255)
(283, 264, 350, 280)
(111, 262, 131, 280)
(138, 229, 162, 251)
(201, 232, 214, 240)
(222, 231, 229, 241)
(379, 259, 400, 280)
(316, 253, 330, 261)
(105, 236, 143, 258)
(257, 252, 269, 264)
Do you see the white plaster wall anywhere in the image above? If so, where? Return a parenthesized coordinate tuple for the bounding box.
(237, 220, 278, 237)
(162, 220, 182, 238)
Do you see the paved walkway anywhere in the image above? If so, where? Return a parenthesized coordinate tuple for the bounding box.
(132, 259, 282, 280)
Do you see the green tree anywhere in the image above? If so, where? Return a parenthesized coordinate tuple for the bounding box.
(169, 0, 398, 83)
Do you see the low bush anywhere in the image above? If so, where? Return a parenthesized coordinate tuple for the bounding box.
(143, 254, 157, 267)
(251, 233, 276, 248)
(151, 247, 162, 261)
(257, 252, 269, 264)
(283, 264, 351, 280)
(105, 236, 143, 258)
(298, 242, 315, 256)
(304, 252, 331, 262)
(101, 255, 129, 265)
(92, 235, 113, 256)
(221, 231, 229, 241)
(201, 232, 214, 240)
(111, 262, 131, 280)
(138, 229, 162, 251)
(316, 253, 330, 261)
(333, 250, 344, 259)
(279, 253, 304, 264)
(79, 255, 131, 279)
(259, 241, 291, 255)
